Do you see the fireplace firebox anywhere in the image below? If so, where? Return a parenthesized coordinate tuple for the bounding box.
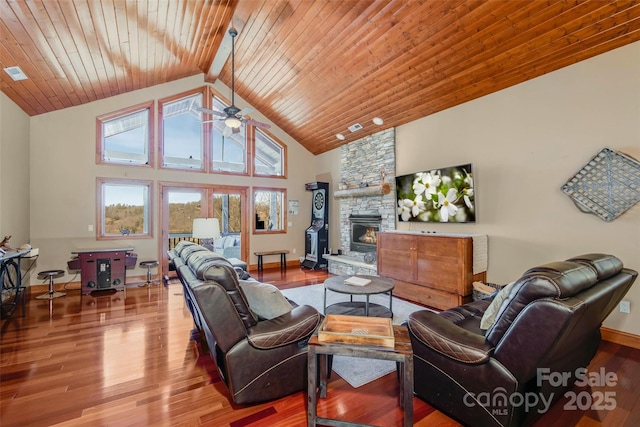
(349, 214, 382, 253)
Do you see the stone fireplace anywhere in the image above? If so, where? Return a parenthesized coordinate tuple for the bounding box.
(323, 128, 396, 276)
(349, 214, 382, 253)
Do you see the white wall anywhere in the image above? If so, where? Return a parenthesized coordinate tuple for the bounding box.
(0, 93, 30, 249)
(28, 75, 318, 283)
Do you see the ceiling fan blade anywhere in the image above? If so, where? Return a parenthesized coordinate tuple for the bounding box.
(223, 126, 232, 137)
(238, 107, 254, 116)
(232, 127, 241, 134)
(198, 107, 226, 117)
(244, 118, 271, 129)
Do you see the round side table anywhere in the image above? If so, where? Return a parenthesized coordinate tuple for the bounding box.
(323, 275, 394, 318)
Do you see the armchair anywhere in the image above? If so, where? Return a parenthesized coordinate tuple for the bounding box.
(407, 254, 637, 427)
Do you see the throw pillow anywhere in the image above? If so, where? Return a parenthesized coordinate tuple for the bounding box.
(238, 279, 292, 320)
(480, 281, 516, 331)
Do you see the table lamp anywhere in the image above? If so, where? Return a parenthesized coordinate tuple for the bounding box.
(192, 218, 221, 250)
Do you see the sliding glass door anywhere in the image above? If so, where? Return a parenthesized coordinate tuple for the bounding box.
(159, 183, 248, 277)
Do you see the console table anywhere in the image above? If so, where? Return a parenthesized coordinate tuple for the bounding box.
(68, 248, 136, 294)
(377, 232, 487, 310)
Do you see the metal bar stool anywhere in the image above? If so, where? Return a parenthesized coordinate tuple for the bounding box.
(139, 260, 159, 286)
(35, 269, 66, 299)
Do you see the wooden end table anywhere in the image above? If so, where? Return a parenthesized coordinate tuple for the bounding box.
(324, 275, 394, 318)
(307, 324, 414, 427)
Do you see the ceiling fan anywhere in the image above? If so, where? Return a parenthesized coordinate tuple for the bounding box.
(200, 28, 271, 137)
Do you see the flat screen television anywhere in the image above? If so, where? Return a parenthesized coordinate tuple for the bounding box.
(395, 163, 475, 223)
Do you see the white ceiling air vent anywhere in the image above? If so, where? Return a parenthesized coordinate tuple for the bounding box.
(348, 123, 363, 132)
(4, 66, 28, 81)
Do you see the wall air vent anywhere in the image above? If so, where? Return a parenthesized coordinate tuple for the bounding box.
(348, 123, 363, 132)
(3, 66, 28, 81)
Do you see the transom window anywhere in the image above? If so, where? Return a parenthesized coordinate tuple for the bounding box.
(97, 178, 153, 239)
(210, 95, 247, 174)
(95, 87, 287, 179)
(254, 128, 286, 177)
(97, 101, 153, 166)
(159, 91, 204, 170)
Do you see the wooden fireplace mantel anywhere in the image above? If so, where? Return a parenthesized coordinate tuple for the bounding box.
(333, 185, 384, 198)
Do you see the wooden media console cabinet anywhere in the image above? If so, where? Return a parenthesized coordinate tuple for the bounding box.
(377, 232, 487, 310)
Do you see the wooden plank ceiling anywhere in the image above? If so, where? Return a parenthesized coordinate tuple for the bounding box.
(2, 0, 640, 155)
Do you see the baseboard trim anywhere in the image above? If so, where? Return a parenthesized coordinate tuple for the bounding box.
(601, 326, 640, 350)
(247, 260, 307, 271)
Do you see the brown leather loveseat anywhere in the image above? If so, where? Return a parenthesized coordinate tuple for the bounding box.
(168, 241, 322, 404)
(407, 253, 637, 427)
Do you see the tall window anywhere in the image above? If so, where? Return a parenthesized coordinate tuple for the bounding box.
(254, 128, 286, 177)
(159, 91, 204, 170)
(253, 187, 286, 233)
(97, 178, 153, 239)
(97, 101, 153, 166)
(210, 95, 247, 173)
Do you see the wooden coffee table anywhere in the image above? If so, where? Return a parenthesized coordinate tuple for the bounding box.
(307, 321, 414, 427)
(324, 275, 394, 318)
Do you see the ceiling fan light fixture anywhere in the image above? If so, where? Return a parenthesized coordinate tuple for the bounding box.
(336, 133, 345, 140)
(225, 117, 242, 128)
(372, 117, 384, 125)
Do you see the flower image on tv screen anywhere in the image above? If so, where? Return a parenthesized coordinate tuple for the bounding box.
(395, 163, 475, 223)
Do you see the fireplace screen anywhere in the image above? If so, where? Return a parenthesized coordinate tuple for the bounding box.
(349, 214, 382, 253)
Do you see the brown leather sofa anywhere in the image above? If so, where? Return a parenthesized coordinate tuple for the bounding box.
(168, 241, 322, 404)
(407, 253, 637, 427)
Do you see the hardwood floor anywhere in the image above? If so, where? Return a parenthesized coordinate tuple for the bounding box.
(1, 267, 638, 426)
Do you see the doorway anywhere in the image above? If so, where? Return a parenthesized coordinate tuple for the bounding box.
(159, 183, 249, 277)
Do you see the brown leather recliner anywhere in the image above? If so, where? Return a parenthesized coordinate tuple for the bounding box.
(168, 241, 322, 405)
(407, 253, 637, 427)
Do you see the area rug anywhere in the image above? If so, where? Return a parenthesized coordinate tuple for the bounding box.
(281, 283, 429, 388)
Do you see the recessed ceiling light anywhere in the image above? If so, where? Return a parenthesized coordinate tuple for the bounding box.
(336, 133, 345, 140)
(372, 117, 384, 125)
(4, 66, 28, 81)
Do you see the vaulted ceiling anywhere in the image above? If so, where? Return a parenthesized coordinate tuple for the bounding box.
(2, 1, 639, 155)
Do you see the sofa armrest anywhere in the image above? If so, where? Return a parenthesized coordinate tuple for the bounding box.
(246, 305, 322, 349)
(407, 310, 494, 364)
